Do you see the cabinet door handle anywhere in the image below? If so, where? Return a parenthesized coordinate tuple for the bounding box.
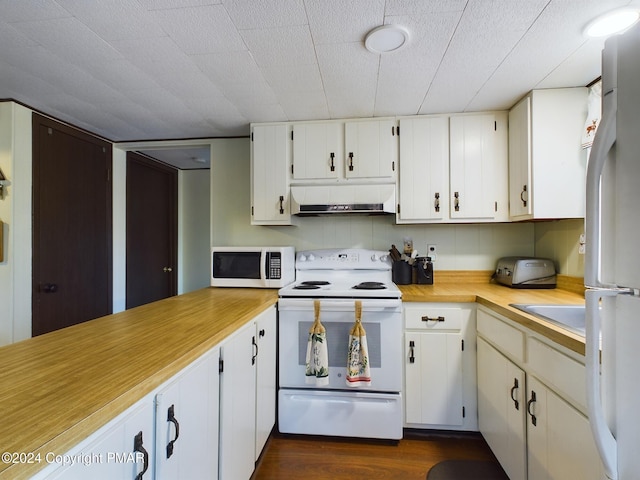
(510, 378, 520, 410)
(330, 152, 335, 172)
(259, 328, 266, 338)
(527, 390, 537, 426)
(348, 152, 354, 171)
(166, 404, 180, 459)
(520, 185, 528, 207)
(409, 340, 415, 364)
(279, 195, 285, 214)
(434, 193, 440, 213)
(454, 191, 460, 212)
(133, 431, 149, 480)
(252, 335, 258, 365)
(421, 315, 445, 322)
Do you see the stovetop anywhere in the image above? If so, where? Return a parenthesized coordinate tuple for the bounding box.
(278, 248, 401, 299)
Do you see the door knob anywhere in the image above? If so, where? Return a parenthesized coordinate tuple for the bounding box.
(42, 283, 58, 293)
(163, 267, 173, 273)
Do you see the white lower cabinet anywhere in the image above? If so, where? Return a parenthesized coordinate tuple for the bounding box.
(477, 306, 604, 480)
(33, 396, 155, 480)
(33, 306, 277, 480)
(404, 303, 477, 431)
(154, 348, 220, 479)
(219, 305, 276, 480)
(477, 337, 527, 480)
(33, 347, 221, 480)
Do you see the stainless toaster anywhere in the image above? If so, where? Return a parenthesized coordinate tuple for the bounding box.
(494, 257, 557, 289)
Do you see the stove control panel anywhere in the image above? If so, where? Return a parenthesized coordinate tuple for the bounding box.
(296, 249, 391, 269)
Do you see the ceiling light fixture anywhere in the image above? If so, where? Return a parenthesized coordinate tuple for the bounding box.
(364, 25, 410, 54)
(585, 8, 640, 37)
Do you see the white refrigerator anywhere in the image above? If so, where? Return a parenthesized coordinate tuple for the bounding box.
(586, 23, 640, 480)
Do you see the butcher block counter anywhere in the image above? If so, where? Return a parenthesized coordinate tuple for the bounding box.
(0, 287, 278, 479)
(399, 272, 586, 355)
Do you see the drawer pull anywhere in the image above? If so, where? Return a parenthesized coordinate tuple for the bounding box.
(421, 315, 445, 322)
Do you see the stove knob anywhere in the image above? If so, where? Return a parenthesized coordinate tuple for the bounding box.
(371, 253, 378, 262)
(380, 254, 389, 262)
(298, 254, 307, 262)
(307, 253, 315, 261)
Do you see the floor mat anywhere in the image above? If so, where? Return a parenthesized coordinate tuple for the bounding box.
(427, 459, 509, 480)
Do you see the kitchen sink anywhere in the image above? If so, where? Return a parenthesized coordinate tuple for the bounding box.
(509, 304, 586, 336)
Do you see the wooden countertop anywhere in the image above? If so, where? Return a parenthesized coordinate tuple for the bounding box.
(400, 275, 586, 356)
(0, 287, 278, 479)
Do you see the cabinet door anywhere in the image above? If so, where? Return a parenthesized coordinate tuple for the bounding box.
(155, 348, 220, 480)
(344, 119, 397, 179)
(449, 114, 502, 219)
(477, 337, 527, 480)
(292, 122, 342, 180)
(219, 322, 257, 480)
(251, 124, 291, 225)
(397, 117, 449, 223)
(405, 331, 463, 426)
(508, 96, 532, 219)
(42, 399, 155, 480)
(527, 376, 603, 480)
(255, 306, 277, 460)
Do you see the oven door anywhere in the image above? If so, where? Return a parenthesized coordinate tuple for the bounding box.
(278, 298, 402, 392)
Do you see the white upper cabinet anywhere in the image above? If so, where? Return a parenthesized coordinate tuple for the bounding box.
(449, 112, 508, 221)
(344, 118, 397, 180)
(250, 124, 292, 225)
(508, 88, 588, 221)
(397, 116, 449, 223)
(292, 122, 343, 180)
(397, 112, 508, 224)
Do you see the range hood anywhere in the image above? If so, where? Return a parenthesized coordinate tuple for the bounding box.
(290, 184, 396, 215)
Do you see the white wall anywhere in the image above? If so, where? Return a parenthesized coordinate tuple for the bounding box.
(534, 219, 585, 276)
(211, 138, 535, 270)
(178, 169, 211, 294)
(0, 102, 33, 345)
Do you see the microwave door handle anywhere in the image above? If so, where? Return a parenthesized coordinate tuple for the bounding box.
(585, 90, 616, 288)
(261, 251, 268, 281)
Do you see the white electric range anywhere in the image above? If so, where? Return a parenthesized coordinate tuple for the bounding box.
(277, 249, 403, 440)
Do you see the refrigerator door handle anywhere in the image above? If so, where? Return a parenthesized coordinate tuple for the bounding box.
(585, 289, 618, 480)
(585, 90, 617, 288)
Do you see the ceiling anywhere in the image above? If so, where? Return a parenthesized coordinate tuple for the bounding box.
(1, 0, 639, 168)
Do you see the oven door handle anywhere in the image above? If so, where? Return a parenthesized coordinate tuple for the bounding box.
(278, 299, 401, 311)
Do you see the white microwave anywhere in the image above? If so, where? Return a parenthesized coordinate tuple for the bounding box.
(211, 246, 295, 288)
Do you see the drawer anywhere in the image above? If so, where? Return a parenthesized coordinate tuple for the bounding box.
(477, 309, 525, 363)
(405, 305, 464, 331)
(528, 337, 586, 412)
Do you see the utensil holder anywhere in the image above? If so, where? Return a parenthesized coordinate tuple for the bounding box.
(392, 261, 412, 285)
(414, 258, 434, 285)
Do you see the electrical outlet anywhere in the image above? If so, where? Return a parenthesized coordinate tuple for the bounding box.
(427, 244, 437, 262)
(579, 233, 586, 255)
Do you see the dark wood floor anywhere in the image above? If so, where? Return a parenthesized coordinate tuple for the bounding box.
(252, 430, 503, 480)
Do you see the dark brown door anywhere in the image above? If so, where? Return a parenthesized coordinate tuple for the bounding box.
(126, 152, 177, 309)
(32, 114, 113, 336)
